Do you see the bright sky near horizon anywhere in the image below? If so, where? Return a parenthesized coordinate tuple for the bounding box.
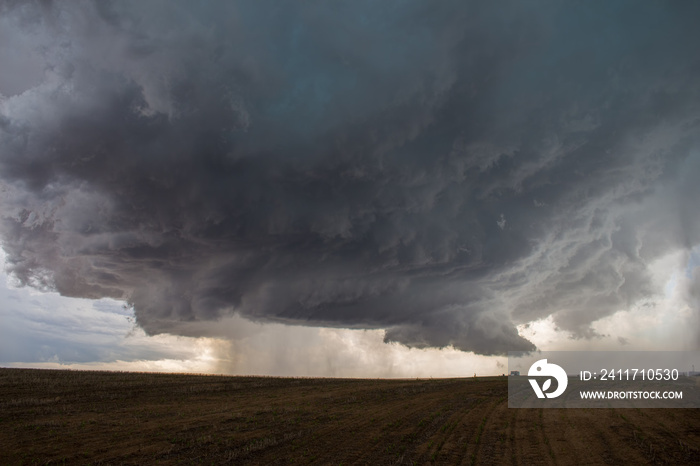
(1, 247, 697, 376)
(1, 1, 699, 376)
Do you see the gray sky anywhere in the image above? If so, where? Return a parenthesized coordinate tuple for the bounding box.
(1, 1, 699, 375)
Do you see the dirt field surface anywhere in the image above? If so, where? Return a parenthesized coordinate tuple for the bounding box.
(1, 368, 699, 465)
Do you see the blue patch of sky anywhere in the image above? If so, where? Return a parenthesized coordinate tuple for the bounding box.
(685, 245, 700, 278)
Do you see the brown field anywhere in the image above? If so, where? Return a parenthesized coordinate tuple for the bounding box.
(1, 368, 698, 465)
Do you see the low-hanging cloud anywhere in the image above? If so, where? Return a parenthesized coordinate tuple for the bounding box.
(2, 0, 700, 355)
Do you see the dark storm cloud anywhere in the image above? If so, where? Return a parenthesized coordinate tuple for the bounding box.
(2, 0, 700, 354)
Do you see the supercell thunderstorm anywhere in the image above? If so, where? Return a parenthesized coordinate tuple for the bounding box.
(1, 1, 700, 355)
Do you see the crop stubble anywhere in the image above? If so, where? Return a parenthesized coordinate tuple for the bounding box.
(0, 368, 698, 464)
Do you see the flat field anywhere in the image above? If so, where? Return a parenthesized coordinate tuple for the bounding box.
(1, 368, 698, 465)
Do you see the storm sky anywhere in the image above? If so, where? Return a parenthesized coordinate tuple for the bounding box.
(1, 1, 700, 374)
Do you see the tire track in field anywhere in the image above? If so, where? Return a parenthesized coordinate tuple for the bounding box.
(552, 408, 647, 465)
(509, 406, 555, 466)
(506, 404, 518, 465)
(445, 381, 507, 464)
(407, 381, 503, 465)
(614, 408, 700, 464)
(385, 381, 488, 465)
(623, 407, 700, 447)
(207, 381, 394, 463)
(284, 381, 464, 464)
(502, 383, 554, 466)
(345, 394, 450, 464)
(390, 400, 469, 464)
(422, 397, 491, 464)
(457, 395, 508, 466)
